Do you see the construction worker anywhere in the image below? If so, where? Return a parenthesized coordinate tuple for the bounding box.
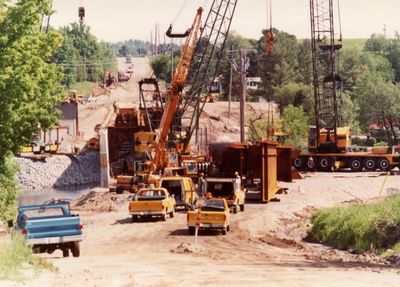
(197, 172, 206, 197)
(233, 171, 241, 192)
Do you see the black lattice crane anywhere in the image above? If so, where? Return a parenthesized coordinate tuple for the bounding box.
(309, 0, 342, 153)
(168, 0, 239, 150)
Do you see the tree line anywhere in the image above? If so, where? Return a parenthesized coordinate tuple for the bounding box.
(52, 23, 117, 88)
(0, 0, 116, 222)
(149, 29, 400, 148)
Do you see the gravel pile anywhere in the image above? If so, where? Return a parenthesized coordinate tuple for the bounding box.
(71, 190, 129, 212)
(14, 152, 100, 190)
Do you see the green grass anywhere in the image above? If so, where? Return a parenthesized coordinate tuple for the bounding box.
(342, 39, 367, 51)
(0, 234, 58, 282)
(381, 242, 400, 258)
(308, 195, 400, 253)
(69, 81, 97, 97)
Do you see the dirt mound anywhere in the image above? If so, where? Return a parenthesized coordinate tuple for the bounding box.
(171, 243, 206, 254)
(71, 190, 129, 212)
(387, 254, 400, 266)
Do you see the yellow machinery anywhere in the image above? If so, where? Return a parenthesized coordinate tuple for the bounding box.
(138, 8, 203, 173)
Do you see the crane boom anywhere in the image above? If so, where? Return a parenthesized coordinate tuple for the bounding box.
(152, 7, 203, 171)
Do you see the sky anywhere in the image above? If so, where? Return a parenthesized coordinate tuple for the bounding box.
(50, 0, 400, 43)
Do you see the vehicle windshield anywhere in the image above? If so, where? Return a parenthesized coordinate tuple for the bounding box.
(196, 199, 225, 211)
(23, 207, 65, 219)
(138, 189, 166, 197)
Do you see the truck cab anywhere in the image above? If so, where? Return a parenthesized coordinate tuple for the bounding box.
(159, 176, 196, 210)
(205, 177, 246, 213)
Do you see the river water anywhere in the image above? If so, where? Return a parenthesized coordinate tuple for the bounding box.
(19, 184, 99, 206)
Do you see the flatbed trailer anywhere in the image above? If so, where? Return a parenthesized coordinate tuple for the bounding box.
(293, 152, 400, 172)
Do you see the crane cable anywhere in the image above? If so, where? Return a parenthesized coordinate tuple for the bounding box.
(337, 0, 342, 41)
(266, 0, 274, 140)
(171, 0, 189, 25)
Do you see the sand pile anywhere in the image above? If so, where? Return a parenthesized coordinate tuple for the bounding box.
(71, 190, 129, 212)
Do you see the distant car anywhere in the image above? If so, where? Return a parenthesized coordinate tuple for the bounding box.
(126, 66, 134, 74)
(9, 200, 83, 257)
(187, 198, 230, 235)
(125, 56, 132, 63)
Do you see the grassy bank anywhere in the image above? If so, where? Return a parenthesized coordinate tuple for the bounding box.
(69, 81, 97, 97)
(308, 195, 400, 253)
(0, 234, 57, 281)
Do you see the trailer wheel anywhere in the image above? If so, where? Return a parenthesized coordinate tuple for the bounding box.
(378, 158, 390, 171)
(317, 157, 332, 171)
(240, 204, 245, 212)
(71, 242, 80, 258)
(363, 158, 376, 171)
(293, 157, 306, 170)
(350, 158, 363, 172)
(221, 228, 227, 235)
(306, 157, 316, 170)
(188, 226, 195, 235)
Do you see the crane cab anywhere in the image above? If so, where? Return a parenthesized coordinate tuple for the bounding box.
(309, 126, 351, 153)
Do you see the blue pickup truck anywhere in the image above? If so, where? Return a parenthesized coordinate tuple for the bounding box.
(10, 200, 83, 257)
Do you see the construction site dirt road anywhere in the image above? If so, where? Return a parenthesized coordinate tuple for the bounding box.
(4, 172, 400, 287)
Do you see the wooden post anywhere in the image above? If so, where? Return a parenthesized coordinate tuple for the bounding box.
(240, 48, 247, 143)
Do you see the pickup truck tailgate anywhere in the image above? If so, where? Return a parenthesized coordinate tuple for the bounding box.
(25, 216, 82, 240)
(187, 212, 227, 225)
(129, 200, 164, 212)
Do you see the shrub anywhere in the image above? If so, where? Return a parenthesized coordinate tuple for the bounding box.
(0, 156, 20, 223)
(308, 195, 400, 253)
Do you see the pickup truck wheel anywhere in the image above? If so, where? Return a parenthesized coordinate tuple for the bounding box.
(161, 213, 166, 221)
(62, 247, 69, 258)
(132, 215, 138, 222)
(227, 225, 230, 232)
(170, 210, 174, 218)
(221, 228, 227, 235)
(240, 204, 245, 212)
(71, 242, 80, 257)
(188, 226, 195, 235)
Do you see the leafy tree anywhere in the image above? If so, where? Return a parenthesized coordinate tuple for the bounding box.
(277, 105, 309, 148)
(364, 33, 390, 55)
(352, 74, 400, 143)
(118, 44, 131, 57)
(0, 0, 63, 221)
(272, 82, 313, 114)
(53, 23, 116, 86)
(150, 55, 179, 83)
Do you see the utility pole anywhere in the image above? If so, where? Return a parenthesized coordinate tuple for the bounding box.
(240, 48, 247, 143)
(228, 48, 234, 119)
